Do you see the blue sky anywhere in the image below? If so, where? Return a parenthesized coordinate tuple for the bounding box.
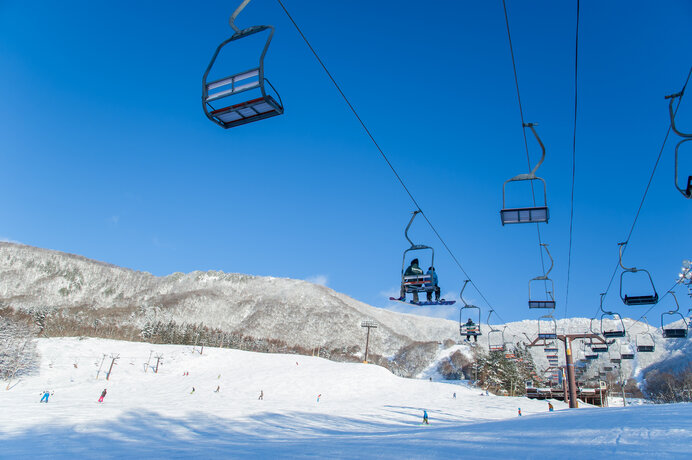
(0, 0, 690, 324)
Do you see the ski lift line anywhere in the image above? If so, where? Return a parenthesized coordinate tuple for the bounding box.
(594, 66, 692, 318)
(501, 0, 550, 297)
(563, 0, 580, 320)
(277, 0, 517, 326)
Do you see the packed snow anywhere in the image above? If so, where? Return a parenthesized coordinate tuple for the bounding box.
(1, 338, 690, 459)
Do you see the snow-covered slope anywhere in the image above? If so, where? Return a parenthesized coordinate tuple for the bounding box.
(0, 338, 690, 459)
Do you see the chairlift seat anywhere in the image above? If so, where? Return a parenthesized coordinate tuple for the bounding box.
(621, 353, 634, 360)
(208, 95, 283, 128)
(500, 206, 549, 225)
(585, 354, 597, 360)
(538, 333, 557, 340)
(403, 274, 435, 293)
(489, 345, 505, 351)
(662, 328, 688, 339)
(591, 345, 608, 353)
(610, 358, 621, 364)
(602, 330, 626, 339)
(636, 345, 654, 353)
(529, 300, 556, 309)
(544, 347, 558, 353)
(603, 366, 614, 371)
(622, 294, 658, 306)
(461, 325, 481, 336)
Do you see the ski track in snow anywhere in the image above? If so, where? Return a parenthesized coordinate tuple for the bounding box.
(1, 338, 691, 459)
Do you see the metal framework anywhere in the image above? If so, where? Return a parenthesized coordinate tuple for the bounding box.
(202, 0, 284, 129)
(500, 123, 550, 225)
(361, 320, 378, 363)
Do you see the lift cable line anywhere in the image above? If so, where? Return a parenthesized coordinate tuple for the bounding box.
(563, 0, 580, 319)
(501, 0, 550, 295)
(275, 0, 515, 327)
(594, 66, 692, 319)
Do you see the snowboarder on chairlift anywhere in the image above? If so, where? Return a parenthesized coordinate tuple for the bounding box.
(422, 410, 429, 425)
(399, 258, 423, 303)
(426, 267, 441, 302)
(98, 389, 107, 403)
(464, 318, 478, 342)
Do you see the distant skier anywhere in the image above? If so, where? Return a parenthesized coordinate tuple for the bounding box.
(548, 402, 554, 412)
(215, 386, 220, 393)
(191, 387, 195, 394)
(98, 389, 107, 403)
(425, 267, 441, 302)
(258, 390, 264, 400)
(317, 394, 321, 403)
(453, 392, 456, 399)
(518, 408, 522, 417)
(422, 410, 429, 425)
(464, 318, 478, 342)
(399, 258, 423, 303)
(39, 390, 50, 403)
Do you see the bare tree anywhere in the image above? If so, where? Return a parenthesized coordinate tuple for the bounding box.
(0, 317, 38, 389)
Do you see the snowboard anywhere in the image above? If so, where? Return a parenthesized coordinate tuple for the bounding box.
(389, 297, 456, 306)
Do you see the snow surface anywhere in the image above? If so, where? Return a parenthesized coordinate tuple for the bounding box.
(1, 338, 690, 459)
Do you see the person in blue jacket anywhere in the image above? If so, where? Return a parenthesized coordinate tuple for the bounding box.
(39, 390, 50, 403)
(426, 267, 441, 302)
(422, 410, 429, 425)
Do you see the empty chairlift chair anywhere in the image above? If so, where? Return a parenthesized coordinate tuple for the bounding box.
(202, 0, 284, 129)
(665, 91, 692, 199)
(661, 291, 689, 339)
(599, 295, 626, 339)
(459, 280, 482, 338)
(528, 244, 556, 309)
(635, 317, 656, 353)
(620, 338, 635, 360)
(487, 312, 505, 352)
(537, 315, 557, 340)
(500, 123, 550, 225)
(618, 242, 659, 306)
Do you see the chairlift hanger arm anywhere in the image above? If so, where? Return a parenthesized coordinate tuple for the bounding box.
(404, 210, 422, 248)
(230, 0, 254, 33)
(618, 242, 635, 271)
(460, 280, 470, 307)
(523, 123, 546, 176)
(674, 138, 692, 198)
(665, 91, 691, 138)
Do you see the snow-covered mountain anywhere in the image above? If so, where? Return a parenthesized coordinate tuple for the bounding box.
(1, 242, 689, 386)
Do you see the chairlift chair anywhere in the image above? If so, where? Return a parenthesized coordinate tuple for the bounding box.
(528, 244, 557, 309)
(396, 211, 447, 304)
(500, 123, 550, 225)
(537, 314, 557, 340)
(618, 242, 659, 306)
(665, 91, 692, 198)
(202, 0, 284, 129)
(635, 317, 656, 352)
(599, 294, 626, 338)
(661, 291, 689, 339)
(459, 280, 482, 337)
(487, 312, 505, 352)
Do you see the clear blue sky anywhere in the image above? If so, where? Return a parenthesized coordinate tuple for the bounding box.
(1, 1, 690, 324)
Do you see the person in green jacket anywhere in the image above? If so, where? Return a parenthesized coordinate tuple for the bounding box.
(399, 258, 423, 303)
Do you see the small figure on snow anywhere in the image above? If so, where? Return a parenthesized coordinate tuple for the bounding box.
(518, 408, 522, 417)
(422, 410, 429, 425)
(190, 387, 195, 394)
(548, 402, 554, 412)
(453, 392, 456, 399)
(399, 258, 423, 303)
(485, 389, 489, 396)
(425, 267, 441, 302)
(258, 390, 264, 400)
(39, 390, 51, 403)
(317, 394, 321, 403)
(98, 389, 107, 403)
(215, 386, 220, 393)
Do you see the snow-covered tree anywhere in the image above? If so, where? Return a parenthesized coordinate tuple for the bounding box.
(0, 316, 39, 389)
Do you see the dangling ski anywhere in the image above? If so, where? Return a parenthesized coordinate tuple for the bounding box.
(389, 297, 456, 306)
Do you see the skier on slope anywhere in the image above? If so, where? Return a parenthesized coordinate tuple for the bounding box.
(98, 389, 107, 403)
(548, 402, 554, 412)
(422, 410, 429, 425)
(39, 390, 51, 403)
(399, 258, 423, 303)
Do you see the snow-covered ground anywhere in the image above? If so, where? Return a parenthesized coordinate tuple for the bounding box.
(1, 338, 690, 459)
